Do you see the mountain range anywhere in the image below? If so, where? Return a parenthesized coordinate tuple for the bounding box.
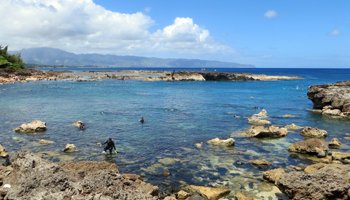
(14, 47, 254, 68)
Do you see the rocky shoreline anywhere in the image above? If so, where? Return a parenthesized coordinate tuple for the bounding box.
(0, 69, 302, 84)
(308, 81, 350, 119)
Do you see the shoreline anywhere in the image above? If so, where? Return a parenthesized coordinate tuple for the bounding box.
(0, 69, 302, 85)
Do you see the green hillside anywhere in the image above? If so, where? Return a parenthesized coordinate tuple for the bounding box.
(0, 46, 24, 70)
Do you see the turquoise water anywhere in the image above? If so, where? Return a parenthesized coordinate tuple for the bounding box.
(1, 68, 350, 197)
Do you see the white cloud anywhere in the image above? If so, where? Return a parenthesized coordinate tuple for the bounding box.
(264, 10, 278, 19)
(330, 29, 340, 36)
(0, 0, 233, 59)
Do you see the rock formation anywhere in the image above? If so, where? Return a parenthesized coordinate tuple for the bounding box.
(307, 81, 350, 119)
(278, 164, 350, 200)
(14, 120, 47, 133)
(288, 138, 328, 156)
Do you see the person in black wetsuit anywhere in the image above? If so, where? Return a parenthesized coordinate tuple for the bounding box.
(103, 138, 116, 154)
(139, 116, 145, 124)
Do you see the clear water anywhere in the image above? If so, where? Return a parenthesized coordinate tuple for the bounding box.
(1, 68, 350, 197)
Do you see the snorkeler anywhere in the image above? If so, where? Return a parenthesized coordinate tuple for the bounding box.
(139, 116, 145, 124)
(103, 138, 116, 155)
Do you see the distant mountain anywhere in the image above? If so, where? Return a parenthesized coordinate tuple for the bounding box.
(14, 47, 254, 68)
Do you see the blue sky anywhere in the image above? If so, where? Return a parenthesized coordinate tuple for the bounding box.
(1, 0, 349, 67)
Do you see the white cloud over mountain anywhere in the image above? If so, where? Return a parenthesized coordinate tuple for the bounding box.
(0, 0, 232, 58)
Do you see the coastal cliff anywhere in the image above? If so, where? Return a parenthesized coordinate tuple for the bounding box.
(308, 81, 350, 119)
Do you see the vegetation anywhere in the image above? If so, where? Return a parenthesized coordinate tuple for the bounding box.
(0, 46, 25, 70)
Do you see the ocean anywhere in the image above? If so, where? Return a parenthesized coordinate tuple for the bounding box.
(1, 68, 350, 197)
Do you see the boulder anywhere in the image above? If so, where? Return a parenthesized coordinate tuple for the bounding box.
(322, 108, 342, 116)
(248, 159, 271, 166)
(38, 139, 54, 145)
(288, 138, 328, 156)
(284, 123, 303, 131)
(72, 120, 85, 130)
(14, 120, 47, 133)
(278, 164, 350, 200)
(189, 185, 230, 200)
(300, 127, 328, 138)
(263, 168, 285, 184)
(207, 138, 235, 147)
(246, 125, 288, 138)
(328, 138, 341, 149)
(235, 192, 253, 200)
(0, 144, 8, 157)
(63, 144, 76, 153)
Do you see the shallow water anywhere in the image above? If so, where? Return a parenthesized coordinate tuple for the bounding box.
(1, 68, 350, 198)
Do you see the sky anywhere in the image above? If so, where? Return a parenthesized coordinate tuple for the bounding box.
(0, 0, 349, 68)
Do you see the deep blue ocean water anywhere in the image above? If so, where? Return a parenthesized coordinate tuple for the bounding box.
(1, 68, 350, 197)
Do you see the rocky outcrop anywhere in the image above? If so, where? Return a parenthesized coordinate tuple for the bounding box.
(0, 144, 8, 157)
(14, 120, 47, 133)
(247, 109, 271, 125)
(207, 138, 235, 147)
(0, 151, 159, 199)
(263, 168, 285, 184)
(307, 81, 350, 119)
(245, 125, 288, 138)
(277, 164, 350, 200)
(188, 185, 231, 200)
(288, 138, 328, 156)
(300, 127, 327, 138)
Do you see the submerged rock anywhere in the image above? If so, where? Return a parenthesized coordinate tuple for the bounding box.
(300, 127, 328, 138)
(245, 125, 288, 138)
(278, 164, 350, 200)
(0, 144, 8, 157)
(0, 151, 158, 199)
(288, 138, 328, 156)
(14, 120, 47, 133)
(207, 138, 235, 147)
(235, 191, 253, 200)
(38, 139, 54, 145)
(189, 185, 231, 200)
(263, 168, 285, 184)
(63, 144, 76, 153)
(328, 138, 341, 149)
(248, 159, 272, 166)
